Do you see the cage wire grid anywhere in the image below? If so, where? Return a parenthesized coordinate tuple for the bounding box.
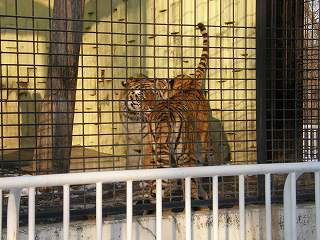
(0, 0, 318, 223)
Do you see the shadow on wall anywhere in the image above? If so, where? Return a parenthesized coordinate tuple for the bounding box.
(0, 91, 42, 172)
(208, 114, 231, 165)
(19, 91, 42, 148)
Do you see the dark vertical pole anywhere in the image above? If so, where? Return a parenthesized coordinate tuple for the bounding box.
(33, 0, 84, 174)
(256, 0, 267, 164)
(256, 0, 267, 200)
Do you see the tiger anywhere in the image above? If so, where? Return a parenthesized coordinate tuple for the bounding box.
(141, 23, 211, 199)
(120, 74, 171, 170)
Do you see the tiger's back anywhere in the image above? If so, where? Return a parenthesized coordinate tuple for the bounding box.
(143, 75, 211, 167)
(142, 74, 211, 199)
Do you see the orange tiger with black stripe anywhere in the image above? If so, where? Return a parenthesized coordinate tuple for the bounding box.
(141, 23, 211, 199)
(120, 75, 171, 170)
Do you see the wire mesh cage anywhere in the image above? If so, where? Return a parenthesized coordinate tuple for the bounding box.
(259, 0, 319, 202)
(303, 0, 320, 162)
(0, 0, 318, 223)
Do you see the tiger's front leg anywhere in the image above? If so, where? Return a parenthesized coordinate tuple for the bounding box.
(142, 127, 157, 199)
(177, 154, 207, 200)
(142, 140, 175, 200)
(143, 120, 179, 201)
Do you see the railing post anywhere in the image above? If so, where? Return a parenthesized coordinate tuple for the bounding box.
(0, 189, 2, 240)
(239, 175, 245, 240)
(156, 179, 162, 240)
(265, 174, 272, 240)
(127, 181, 133, 240)
(283, 172, 302, 240)
(315, 172, 320, 240)
(96, 182, 102, 240)
(212, 176, 219, 240)
(28, 187, 35, 240)
(185, 177, 191, 240)
(63, 185, 70, 240)
(7, 188, 22, 240)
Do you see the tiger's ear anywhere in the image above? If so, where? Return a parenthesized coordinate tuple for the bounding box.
(121, 81, 127, 87)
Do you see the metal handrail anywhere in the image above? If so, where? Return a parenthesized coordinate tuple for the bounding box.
(0, 162, 320, 189)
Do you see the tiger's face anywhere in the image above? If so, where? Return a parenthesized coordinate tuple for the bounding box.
(121, 75, 172, 113)
(125, 87, 144, 112)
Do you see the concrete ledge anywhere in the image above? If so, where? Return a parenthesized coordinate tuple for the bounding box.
(4, 204, 317, 239)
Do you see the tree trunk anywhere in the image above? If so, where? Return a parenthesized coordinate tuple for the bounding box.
(32, 0, 84, 174)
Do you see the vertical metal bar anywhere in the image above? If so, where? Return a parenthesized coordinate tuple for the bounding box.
(7, 188, 22, 240)
(239, 175, 245, 240)
(244, 0, 249, 166)
(156, 179, 162, 240)
(256, 0, 268, 202)
(232, 0, 236, 165)
(14, 0, 22, 172)
(265, 174, 272, 240)
(63, 185, 70, 240)
(283, 177, 291, 239)
(94, 0, 101, 172)
(283, 172, 302, 240)
(290, 172, 297, 240)
(127, 181, 133, 240)
(0, 189, 2, 240)
(315, 172, 320, 240)
(212, 176, 219, 240)
(96, 182, 102, 240)
(185, 177, 191, 240)
(28, 188, 35, 240)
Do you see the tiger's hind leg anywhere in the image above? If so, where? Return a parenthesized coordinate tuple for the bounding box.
(141, 131, 176, 203)
(177, 156, 209, 202)
(177, 154, 201, 200)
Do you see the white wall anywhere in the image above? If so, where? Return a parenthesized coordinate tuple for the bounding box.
(3, 204, 317, 240)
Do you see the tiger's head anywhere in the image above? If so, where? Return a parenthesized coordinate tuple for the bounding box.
(121, 74, 173, 113)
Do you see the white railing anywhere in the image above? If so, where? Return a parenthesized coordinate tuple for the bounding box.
(0, 162, 320, 240)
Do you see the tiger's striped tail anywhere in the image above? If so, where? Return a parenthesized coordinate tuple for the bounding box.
(195, 23, 209, 79)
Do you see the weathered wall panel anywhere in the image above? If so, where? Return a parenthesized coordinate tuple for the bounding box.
(3, 204, 317, 240)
